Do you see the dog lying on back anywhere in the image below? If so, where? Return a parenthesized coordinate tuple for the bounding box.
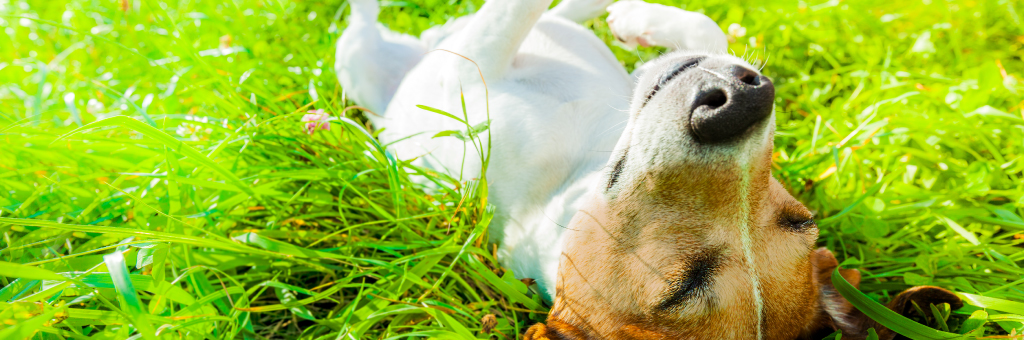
(335, 0, 961, 338)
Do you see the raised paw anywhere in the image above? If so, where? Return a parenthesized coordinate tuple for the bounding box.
(606, 1, 727, 52)
(549, 0, 616, 23)
(606, 1, 661, 48)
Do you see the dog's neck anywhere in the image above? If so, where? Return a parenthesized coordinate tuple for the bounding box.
(492, 156, 612, 301)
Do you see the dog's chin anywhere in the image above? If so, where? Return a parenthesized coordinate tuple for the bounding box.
(688, 113, 775, 168)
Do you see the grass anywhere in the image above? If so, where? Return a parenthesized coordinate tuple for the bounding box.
(0, 0, 1023, 338)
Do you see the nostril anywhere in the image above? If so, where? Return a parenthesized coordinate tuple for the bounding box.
(689, 65, 775, 144)
(695, 89, 727, 110)
(727, 65, 761, 86)
(739, 73, 760, 86)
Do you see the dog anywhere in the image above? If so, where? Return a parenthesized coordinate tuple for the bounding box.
(335, 0, 962, 338)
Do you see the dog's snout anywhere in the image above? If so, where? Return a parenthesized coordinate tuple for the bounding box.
(688, 64, 775, 143)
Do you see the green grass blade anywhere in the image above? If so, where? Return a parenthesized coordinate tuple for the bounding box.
(0, 217, 282, 258)
(832, 268, 964, 340)
(959, 310, 988, 335)
(0, 261, 68, 281)
(957, 293, 1024, 315)
(0, 301, 63, 339)
(51, 115, 257, 197)
(416, 105, 466, 124)
(103, 251, 158, 340)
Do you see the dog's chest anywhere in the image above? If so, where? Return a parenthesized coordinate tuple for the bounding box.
(381, 16, 633, 301)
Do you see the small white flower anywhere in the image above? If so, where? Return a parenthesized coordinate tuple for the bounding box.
(728, 23, 747, 38)
(176, 123, 199, 138)
(86, 99, 105, 114)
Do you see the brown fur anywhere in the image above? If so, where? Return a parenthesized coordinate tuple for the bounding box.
(545, 160, 820, 339)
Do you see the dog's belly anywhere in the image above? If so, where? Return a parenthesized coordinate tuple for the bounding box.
(376, 15, 631, 300)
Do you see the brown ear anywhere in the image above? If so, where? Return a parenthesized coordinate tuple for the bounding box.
(801, 247, 863, 339)
(805, 248, 963, 340)
(882, 285, 963, 316)
(524, 319, 585, 340)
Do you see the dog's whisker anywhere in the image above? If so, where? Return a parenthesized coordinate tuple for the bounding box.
(596, 119, 629, 137)
(543, 210, 579, 231)
(759, 48, 771, 71)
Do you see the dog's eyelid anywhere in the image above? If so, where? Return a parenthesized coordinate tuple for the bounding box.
(640, 57, 705, 109)
(780, 214, 816, 231)
(606, 149, 628, 191)
(657, 247, 722, 311)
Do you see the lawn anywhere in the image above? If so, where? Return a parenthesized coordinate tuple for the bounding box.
(1, 0, 1023, 339)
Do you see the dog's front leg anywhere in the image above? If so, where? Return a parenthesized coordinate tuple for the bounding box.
(448, 0, 554, 81)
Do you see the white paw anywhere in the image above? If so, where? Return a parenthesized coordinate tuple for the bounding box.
(605, 1, 664, 48)
(550, 0, 615, 23)
(606, 1, 727, 52)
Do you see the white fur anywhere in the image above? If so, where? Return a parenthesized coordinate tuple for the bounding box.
(335, 0, 728, 301)
(606, 1, 728, 52)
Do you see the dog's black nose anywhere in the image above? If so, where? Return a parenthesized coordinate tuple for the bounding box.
(688, 64, 774, 143)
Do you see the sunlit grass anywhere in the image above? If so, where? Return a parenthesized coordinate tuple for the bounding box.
(1, 0, 1023, 339)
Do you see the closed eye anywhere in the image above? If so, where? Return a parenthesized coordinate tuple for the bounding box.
(657, 247, 723, 311)
(780, 214, 816, 231)
(641, 57, 705, 108)
(606, 149, 628, 191)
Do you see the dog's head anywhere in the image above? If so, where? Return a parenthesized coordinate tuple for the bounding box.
(525, 52, 960, 339)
